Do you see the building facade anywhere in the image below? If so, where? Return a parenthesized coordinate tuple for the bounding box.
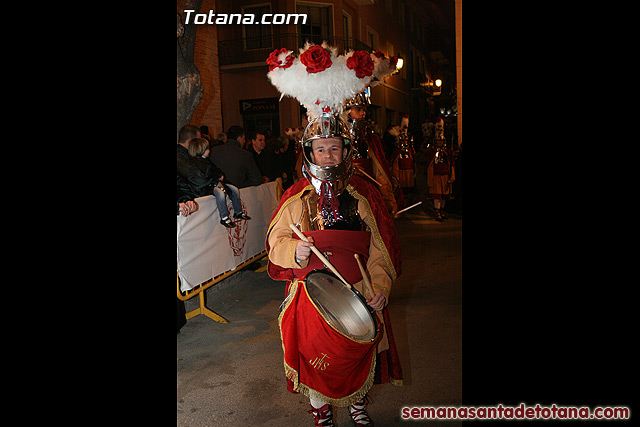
(180, 0, 456, 141)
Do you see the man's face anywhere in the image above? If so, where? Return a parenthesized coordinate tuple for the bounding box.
(252, 133, 266, 151)
(310, 137, 346, 166)
(349, 106, 366, 120)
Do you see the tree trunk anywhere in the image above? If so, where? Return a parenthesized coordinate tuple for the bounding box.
(177, 0, 204, 139)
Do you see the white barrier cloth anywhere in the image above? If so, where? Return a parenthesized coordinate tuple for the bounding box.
(177, 182, 280, 292)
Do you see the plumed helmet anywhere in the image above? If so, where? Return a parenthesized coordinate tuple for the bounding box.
(266, 42, 398, 200)
(301, 112, 354, 197)
(344, 90, 371, 110)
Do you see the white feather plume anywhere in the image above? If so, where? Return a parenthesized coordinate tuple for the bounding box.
(268, 42, 401, 119)
(267, 43, 400, 119)
(370, 53, 399, 87)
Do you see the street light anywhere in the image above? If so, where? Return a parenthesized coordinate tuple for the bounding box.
(419, 78, 442, 95)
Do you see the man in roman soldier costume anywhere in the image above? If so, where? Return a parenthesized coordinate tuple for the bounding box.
(425, 117, 455, 221)
(342, 90, 404, 215)
(265, 43, 403, 426)
(390, 114, 417, 191)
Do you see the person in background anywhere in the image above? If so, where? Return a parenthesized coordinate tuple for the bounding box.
(343, 92, 403, 215)
(211, 132, 226, 147)
(248, 130, 283, 183)
(177, 124, 202, 202)
(177, 124, 201, 167)
(425, 117, 455, 221)
(199, 125, 212, 143)
(272, 136, 295, 190)
(210, 126, 262, 188)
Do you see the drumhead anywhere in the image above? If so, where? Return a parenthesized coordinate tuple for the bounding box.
(304, 270, 377, 342)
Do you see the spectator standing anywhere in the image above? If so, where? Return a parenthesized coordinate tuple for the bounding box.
(248, 130, 283, 183)
(177, 124, 202, 201)
(273, 136, 296, 190)
(211, 132, 226, 147)
(210, 126, 262, 188)
(177, 124, 201, 165)
(200, 125, 213, 143)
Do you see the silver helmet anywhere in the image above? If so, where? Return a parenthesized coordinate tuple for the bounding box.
(301, 112, 354, 197)
(343, 90, 371, 110)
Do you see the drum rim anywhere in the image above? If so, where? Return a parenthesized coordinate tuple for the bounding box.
(302, 269, 380, 344)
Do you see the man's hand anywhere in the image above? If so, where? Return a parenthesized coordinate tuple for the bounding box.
(179, 201, 197, 217)
(295, 236, 315, 262)
(366, 291, 386, 312)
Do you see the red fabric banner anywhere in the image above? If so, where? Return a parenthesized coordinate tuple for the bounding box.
(267, 228, 370, 284)
(279, 279, 381, 406)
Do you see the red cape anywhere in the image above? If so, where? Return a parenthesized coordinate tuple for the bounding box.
(357, 127, 405, 210)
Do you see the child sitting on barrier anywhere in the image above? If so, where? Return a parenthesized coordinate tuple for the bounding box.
(186, 137, 251, 228)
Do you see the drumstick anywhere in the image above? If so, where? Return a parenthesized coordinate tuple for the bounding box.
(354, 253, 375, 299)
(393, 201, 422, 217)
(288, 223, 352, 289)
(355, 166, 382, 187)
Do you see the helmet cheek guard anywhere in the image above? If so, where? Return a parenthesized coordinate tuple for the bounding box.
(301, 113, 354, 197)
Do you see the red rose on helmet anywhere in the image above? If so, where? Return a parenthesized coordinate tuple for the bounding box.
(300, 45, 332, 73)
(347, 50, 374, 79)
(266, 48, 294, 71)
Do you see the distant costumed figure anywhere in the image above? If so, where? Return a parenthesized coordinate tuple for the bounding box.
(390, 114, 416, 189)
(265, 42, 402, 427)
(284, 126, 305, 182)
(425, 117, 455, 221)
(341, 89, 404, 215)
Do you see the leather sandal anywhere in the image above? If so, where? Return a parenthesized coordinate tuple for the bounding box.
(349, 396, 374, 426)
(308, 403, 334, 426)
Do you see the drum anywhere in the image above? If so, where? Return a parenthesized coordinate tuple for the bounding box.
(304, 269, 379, 342)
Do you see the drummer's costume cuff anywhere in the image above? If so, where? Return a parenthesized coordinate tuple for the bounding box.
(372, 283, 390, 305)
